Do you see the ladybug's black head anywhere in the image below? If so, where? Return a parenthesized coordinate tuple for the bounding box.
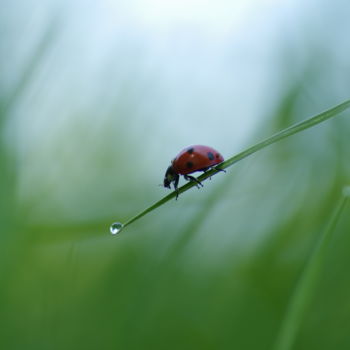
(163, 165, 179, 190)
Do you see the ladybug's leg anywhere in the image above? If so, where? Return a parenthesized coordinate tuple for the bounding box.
(204, 166, 226, 180)
(173, 174, 180, 200)
(214, 167, 226, 173)
(184, 175, 203, 188)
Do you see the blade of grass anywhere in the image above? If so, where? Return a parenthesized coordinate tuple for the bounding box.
(1, 14, 60, 114)
(114, 100, 350, 233)
(273, 186, 350, 350)
(0, 16, 60, 325)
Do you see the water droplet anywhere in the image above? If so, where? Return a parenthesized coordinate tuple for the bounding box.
(110, 222, 123, 235)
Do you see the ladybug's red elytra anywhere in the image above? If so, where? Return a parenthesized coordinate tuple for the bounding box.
(163, 145, 225, 198)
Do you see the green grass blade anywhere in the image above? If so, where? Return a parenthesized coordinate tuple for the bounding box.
(1, 16, 60, 114)
(116, 100, 350, 232)
(215, 99, 350, 171)
(273, 186, 350, 350)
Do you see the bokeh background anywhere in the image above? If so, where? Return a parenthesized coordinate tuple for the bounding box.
(1, 0, 350, 349)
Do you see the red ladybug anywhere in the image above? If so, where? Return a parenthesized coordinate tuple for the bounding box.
(164, 145, 224, 197)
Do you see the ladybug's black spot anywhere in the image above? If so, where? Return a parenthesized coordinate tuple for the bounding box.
(187, 147, 194, 154)
(216, 153, 220, 158)
(207, 152, 215, 160)
(186, 161, 194, 169)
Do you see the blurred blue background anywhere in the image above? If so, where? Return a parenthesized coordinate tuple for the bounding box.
(1, 0, 350, 349)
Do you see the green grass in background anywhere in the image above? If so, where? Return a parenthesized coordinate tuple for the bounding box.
(1, 2, 350, 350)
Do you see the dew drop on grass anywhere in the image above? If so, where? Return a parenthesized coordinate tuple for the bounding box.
(110, 222, 123, 235)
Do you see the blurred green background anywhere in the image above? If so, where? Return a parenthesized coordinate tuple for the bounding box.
(1, 0, 350, 349)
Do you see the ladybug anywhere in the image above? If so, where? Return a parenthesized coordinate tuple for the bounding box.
(163, 145, 224, 198)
